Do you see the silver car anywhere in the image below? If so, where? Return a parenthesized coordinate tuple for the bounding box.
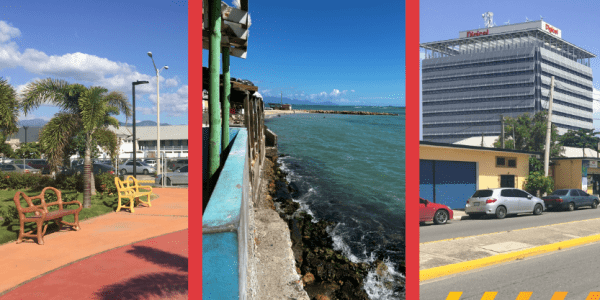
(0, 163, 41, 174)
(118, 160, 156, 175)
(465, 188, 545, 219)
(155, 165, 188, 186)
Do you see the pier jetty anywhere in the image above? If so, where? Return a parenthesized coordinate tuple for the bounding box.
(302, 109, 398, 116)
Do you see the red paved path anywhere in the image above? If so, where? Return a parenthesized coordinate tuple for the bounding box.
(1, 229, 188, 300)
(0, 187, 188, 299)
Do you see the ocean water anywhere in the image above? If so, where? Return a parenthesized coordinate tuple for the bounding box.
(265, 105, 405, 299)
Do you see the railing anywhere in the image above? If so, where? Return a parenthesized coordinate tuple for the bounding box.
(202, 93, 266, 299)
(202, 129, 249, 299)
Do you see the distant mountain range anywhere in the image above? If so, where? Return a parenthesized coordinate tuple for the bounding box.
(18, 119, 48, 127)
(18, 119, 173, 127)
(262, 96, 339, 106)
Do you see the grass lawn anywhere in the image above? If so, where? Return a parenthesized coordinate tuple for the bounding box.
(0, 188, 153, 245)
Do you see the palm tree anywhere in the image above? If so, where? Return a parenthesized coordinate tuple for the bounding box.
(0, 77, 19, 145)
(21, 78, 131, 208)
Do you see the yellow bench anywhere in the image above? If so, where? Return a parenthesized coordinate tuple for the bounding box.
(114, 176, 154, 213)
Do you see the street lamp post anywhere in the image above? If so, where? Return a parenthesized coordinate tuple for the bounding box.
(147, 52, 168, 177)
(132, 80, 149, 178)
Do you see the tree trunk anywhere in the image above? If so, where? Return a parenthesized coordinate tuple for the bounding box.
(90, 166, 97, 196)
(83, 138, 92, 208)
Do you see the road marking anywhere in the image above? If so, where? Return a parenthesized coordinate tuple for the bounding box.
(421, 233, 600, 281)
(516, 292, 532, 300)
(550, 292, 568, 300)
(481, 292, 497, 299)
(445, 292, 462, 300)
(445, 291, 600, 299)
(421, 217, 600, 245)
(586, 292, 600, 300)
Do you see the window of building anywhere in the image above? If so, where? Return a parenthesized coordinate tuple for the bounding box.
(496, 156, 517, 168)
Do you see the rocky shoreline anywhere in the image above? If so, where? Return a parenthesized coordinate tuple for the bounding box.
(263, 149, 404, 300)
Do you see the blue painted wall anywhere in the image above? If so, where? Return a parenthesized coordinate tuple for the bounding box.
(202, 232, 240, 299)
(203, 127, 241, 197)
(202, 129, 249, 299)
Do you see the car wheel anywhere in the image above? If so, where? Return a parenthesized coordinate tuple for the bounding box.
(568, 202, 575, 211)
(162, 178, 171, 186)
(592, 201, 598, 209)
(143, 169, 149, 175)
(120, 169, 127, 176)
(495, 206, 507, 219)
(533, 204, 543, 215)
(433, 210, 449, 225)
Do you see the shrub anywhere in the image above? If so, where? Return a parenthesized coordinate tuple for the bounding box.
(525, 171, 554, 197)
(95, 173, 117, 194)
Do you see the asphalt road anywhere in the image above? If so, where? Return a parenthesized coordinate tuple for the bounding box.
(420, 207, 600, 243)
(420, 241, 600, 300)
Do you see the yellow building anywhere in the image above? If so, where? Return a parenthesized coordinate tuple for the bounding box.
(552, 158, 600, 195)
(420, 141, 539, 209)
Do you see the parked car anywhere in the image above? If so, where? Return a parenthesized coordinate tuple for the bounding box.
(542, 189, 599, 211)
(465, 188, 545, 219)
(118, 160, 155, 175)
(144, 159, 157, 168)
(169, 159, 188, 171)
(73, 163, 116, 175)
(0, 163, 41, 174)
(27, 159, 51, 174)
(155, 165, 188, 186)
(420, 198, 453, 225)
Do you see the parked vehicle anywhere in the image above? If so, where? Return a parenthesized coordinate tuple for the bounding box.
(0, 163, 41, 174)
(73, 163, 116, 175)
(27, 159, 51, 174)
(118, 160, 155, 175)
(542, 189, 599, 211)
(169, 159, 188, 171)
(465, 188, 545, 219)
(155, 165, 188, 186)
(144, 159, 157, 168)
(420, 198, 453, 225)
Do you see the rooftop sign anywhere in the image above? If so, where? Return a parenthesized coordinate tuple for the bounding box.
(459, 20, 561, 39)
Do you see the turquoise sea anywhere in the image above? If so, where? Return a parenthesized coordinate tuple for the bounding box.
(265, 105, 405, 299)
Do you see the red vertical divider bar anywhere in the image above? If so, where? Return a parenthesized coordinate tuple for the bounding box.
(189, 0, 202, 298)
(405, 0, 419, 299)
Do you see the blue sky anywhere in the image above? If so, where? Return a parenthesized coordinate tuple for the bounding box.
(419, 0, 600, 136)
(202, 0, 406, 107)
(0, 0, 188, 125)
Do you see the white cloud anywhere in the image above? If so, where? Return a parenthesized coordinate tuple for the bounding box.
(145, 85, 188, 117)
(330, 89, 341, 97)
(0, 21, 20, 43)
(0, 21, 182, 98)
(420, 51, 426, 60)
(165, 77, 180, 87)
(351, 90, 355, 93)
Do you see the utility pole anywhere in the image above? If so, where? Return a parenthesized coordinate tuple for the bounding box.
(544, 76, 555, 177)
(481, 132, 485, 147)
(500, 115, 505, 149)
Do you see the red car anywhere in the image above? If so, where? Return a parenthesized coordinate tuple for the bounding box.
(420, 198, 453, 225)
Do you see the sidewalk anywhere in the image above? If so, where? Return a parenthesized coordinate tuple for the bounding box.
(420, 216, 600, 281)
(0, 187, 188, 299)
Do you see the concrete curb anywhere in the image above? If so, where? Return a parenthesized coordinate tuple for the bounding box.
(420, 232, 600, 281)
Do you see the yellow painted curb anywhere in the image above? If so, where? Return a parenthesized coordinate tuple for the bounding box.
(420, 233, 600, 282)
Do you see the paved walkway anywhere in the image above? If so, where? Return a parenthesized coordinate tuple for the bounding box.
(420, 216, 600, 281)
(0, 188, 188, 299)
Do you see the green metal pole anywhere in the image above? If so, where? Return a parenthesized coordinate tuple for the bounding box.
(209, 0, 221, 181)
(222, 47, 231, 151)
